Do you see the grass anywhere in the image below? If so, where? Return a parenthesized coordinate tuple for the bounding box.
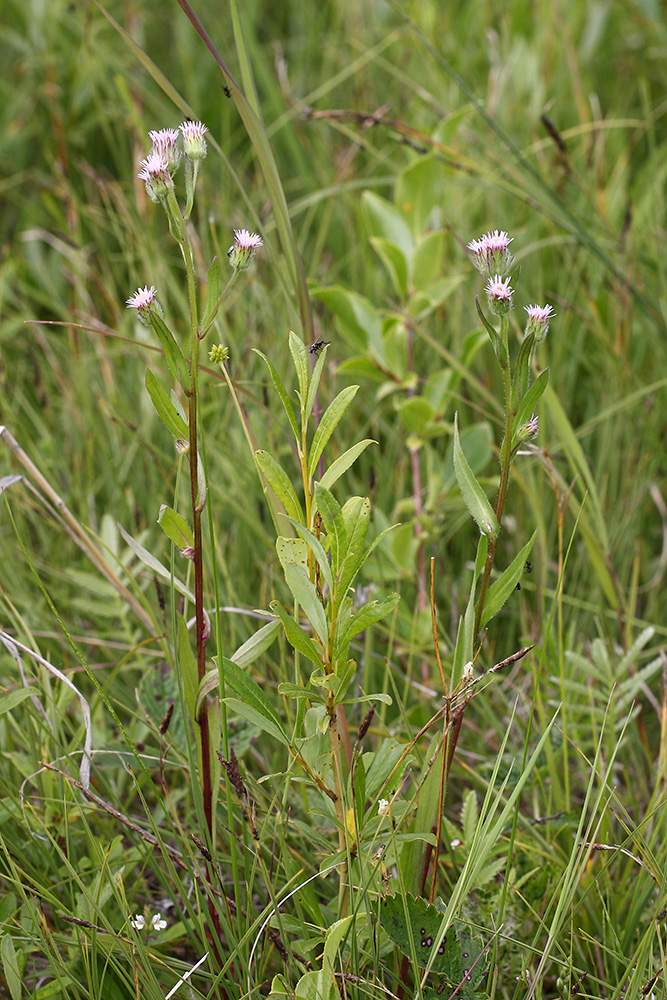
(1, 0, 667, 998)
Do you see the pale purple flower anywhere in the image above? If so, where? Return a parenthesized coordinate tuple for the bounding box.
(517, 414, 539, 441)
(148, 128, 181, 172)
(126, 285, 159, 324)
(524, 303, 555, 342)
(138, 150, 173, 203)
(467, 229, 515, 276)
(228, 228, 263, 271)
(484, 274, 514, 315)
(180, 120, 208, 160)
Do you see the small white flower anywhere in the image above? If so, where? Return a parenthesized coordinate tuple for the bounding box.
(484, 274, 514, 315)
(130, 914, 146, 931)
(151, 913, 167, 931)
(148, 128, 181, 172)
(180, 120, 209, 160)
(467, 230, 514, 276)
(378, 798, 389, 816)
(126, 285, 159, 325)
(227, 228, 263, 271)
(524, 303, 555, 342)
(138, 150, 174, 203)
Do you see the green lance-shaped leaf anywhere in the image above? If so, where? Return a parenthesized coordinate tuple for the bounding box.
(337, 593, 400, 650)
(218, 655, 289, 745)
(510, 332, 536, 413)
(157, 504, 194, 551)
(319, 438, 376, 490)
(253, 348, 299, 443)
(145, 368, 189, 441)
(453, 413, 498, 540)
(270, 601, 323, 668)
(282, 517, 335, 594)
(276, 537, 328, 646)
(1, 933, 22, 1000)
(314, 483, 347, 574)
(117, 522, 194, 602)
(176, 613, 198, 722)
(289, 330, 310, 416)
(512, 368, 549, 441)
(452, 534, 486, 687)
(478, 529, 537, 628)
(308, 385, 359, 480)
(231, 619, 281, 667)
(336, 497, 371, 599)
(304, 340, 329, 424)
(148, 312, 190, 391)
(255, 450, 305, 523)
(0, 688, 33, 717)
(199, 255, 222, 338)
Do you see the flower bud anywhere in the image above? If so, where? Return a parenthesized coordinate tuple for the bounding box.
(467, 230, 514, 277)
(484, 274, 513, 315)
(523, 304, 555, 343)
(180, 120, 209, 160)
(209, 344, 230, 365)
(228, 228, 263, 271)
(517, 414, 539, 441)
(148, 128, 181, 173)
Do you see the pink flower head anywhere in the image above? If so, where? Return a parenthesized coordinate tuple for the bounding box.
(228, 228, 263, 271)
(138, 151, 173, 203)
(484, 274, 514, 315)
(148, 128, 181, 172)
(467, 229, 515, 277)
(126, 285, 159, 322)
(180, 120, 208, 160)
(524, 303, 555, 342)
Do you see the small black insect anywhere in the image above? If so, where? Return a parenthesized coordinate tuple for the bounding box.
(309, 339, 330, 355)
(515, 582, 522, 591)
(525, 560, 532, 573)
(223, 85, 232, 98)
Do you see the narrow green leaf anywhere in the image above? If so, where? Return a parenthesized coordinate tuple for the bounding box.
(339, 593, 400, 648)
(224, 697, 289, 746)
(145, 368, 189, 441)
(231, 620, 281, 667)
(308, 385, 359, 479)
(157, 504, 194, 551)
(176, 614, 198, 721)
(337, 498, 371, 599)
(304, 341, 329, 423)
(117, 522, 194, 602)
(513, 368, 549, 439)
(0, 688, 34, 717)
(510, 332, 535, 413)
(289, 331, 310, 413)
(283, 562, 328, 646)
(479, 529, 538, 627)
(319, 439, 376, 490)
(148, 312, 190, 391)
(253, 348, 299, 442)
(314, 483, 347, 573)
(282, 517, 335, 594)
(221, 654, 288, 742)
(278, 682, 326, 703)
(370, 236, 409, 299)
(453, 413, 498, 539)
(255, 450, 305, 523)
(1, 934, 22, 1000)
(270, 601, 323, 668)
(199, 255, 221, 337)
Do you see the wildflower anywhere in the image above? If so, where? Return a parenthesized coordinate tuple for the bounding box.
(130, 914, 145, 931)
(138, 151, 174, 203)
(378, 798, 389, 816)
(228, 229, 263, 271)
(148, 128, 181, 173)
(180, 120, 209, 160)
(151, 913, 167, 931)
(209, 344, 230, 365)
(517, 414, 539, 441)
(126, 285, 160, 325)
(467, 230, 514, 277)
(524, 303, 555, 343)
(484, 274, 514, 315)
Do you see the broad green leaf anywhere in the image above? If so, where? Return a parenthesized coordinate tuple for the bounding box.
(479, 530, 537, 628)
(253, 348, 299, 442)
(0, 688, 33, 717)
(282, 517, 335, 594)
(396, 154, 442, 236)
(453, 413, 498, 539)
(289, 331, 310, 413)
(338, 593, 400, 648)
(411, 230, 446, 294)
(362, 190, 414, 258)
(283, 562, 328, 646)
(148, 312, 190, 391)
(220, 656, 288, 743)
(314, 484, 347, 573)
(319, 438, 376, 490)
(370, 236, 409, 299)
(231, 620, 281, 667)
(1, 933, 22, 1000)
(396, 396, 434, 436)
(145, 368, 189, 441)
(336, 498, 371, 599)
(270, 602, 323, 668)
(305, 341, 329, 423)
(157, 504, 194, 551)
(117, 522, 194, 602)
(308, 385, 359, 479)
(312, 286, 384, 360)
(512, 368, 549, 440)
(255, 450, 305, 523)
(224, 697, 289, 747)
